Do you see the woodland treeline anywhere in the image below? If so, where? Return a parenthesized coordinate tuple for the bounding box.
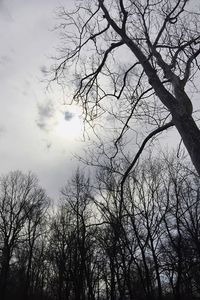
(0, 155, 200, 300)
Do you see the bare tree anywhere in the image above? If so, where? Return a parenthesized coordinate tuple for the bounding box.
(0, 171, 49, 300)
(0, 158, 198, 299)
(52, 0, 200, 176)
(22, 188, 49, 300)
(49, 170, 96, 300)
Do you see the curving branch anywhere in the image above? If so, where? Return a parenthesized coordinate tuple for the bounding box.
(183, 47, 200, 85)
(119, 121, 174, 217)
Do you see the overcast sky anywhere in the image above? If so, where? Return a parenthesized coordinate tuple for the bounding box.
(0, 0, 85, 200)
(0, 0, 199, 201)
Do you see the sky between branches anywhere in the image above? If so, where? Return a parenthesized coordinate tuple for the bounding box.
(0, 0, 197, 200)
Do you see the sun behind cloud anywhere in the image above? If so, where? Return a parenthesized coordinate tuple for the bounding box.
(53, 106, 82, 140)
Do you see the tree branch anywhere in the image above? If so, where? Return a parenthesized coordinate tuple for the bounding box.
(119, 121, 174, 216)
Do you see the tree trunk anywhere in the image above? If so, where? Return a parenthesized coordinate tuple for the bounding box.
(107, 9, 200, 176)
(110, 259, 116, 300)
(0, 248, 10, 300)
(23, 243, 34, 300)
(172, 113, 200, 175)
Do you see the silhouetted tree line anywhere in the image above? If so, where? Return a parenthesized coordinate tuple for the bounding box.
(0, 155, 200, 300)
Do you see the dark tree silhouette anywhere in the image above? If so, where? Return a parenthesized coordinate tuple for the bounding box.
(0, 171, 49, 300)
(52, 0, 200, 177)
(0, 158, 199, 299)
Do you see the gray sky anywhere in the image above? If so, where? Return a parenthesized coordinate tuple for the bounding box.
(0, 0, 198, 200)
(0, 0, 84, 199)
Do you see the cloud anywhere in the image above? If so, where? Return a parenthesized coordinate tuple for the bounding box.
(0, 0, 13, 21)
(36, 99, 55, 131)
(64, 111, 74, 121)
(0, 55, 12, 66)
(0, 0, 4, 9)
(36, 101, 75, 132)
(0, 125, 5, 137)
(40, 65, 48, 77)
(46, 142, 52, 149)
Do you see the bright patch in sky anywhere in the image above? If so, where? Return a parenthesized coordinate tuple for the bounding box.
(54, 107, 82, 140)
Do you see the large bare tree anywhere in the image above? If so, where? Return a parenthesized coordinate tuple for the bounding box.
(52, 0, 200, 176)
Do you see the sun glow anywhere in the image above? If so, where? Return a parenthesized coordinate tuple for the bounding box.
(53, 106, 83, 140)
